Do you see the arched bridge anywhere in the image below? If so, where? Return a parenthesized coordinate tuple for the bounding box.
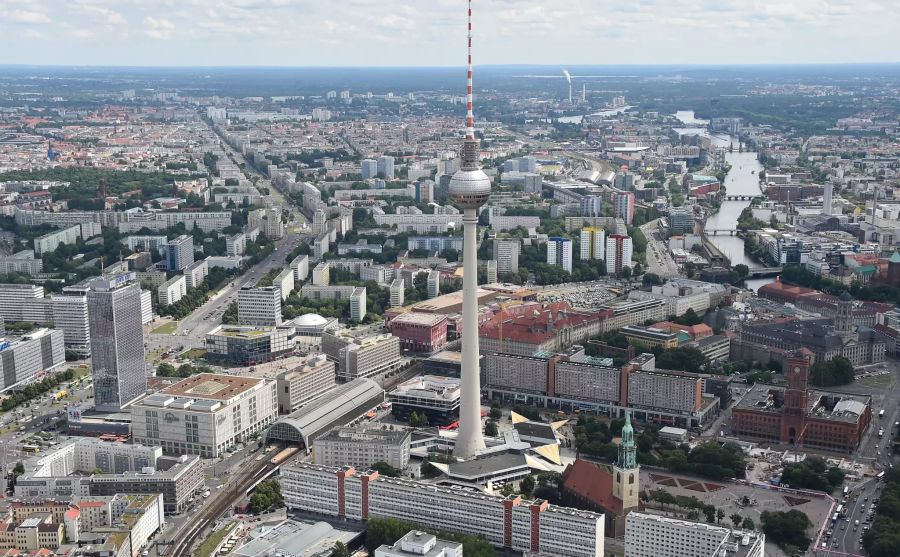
(705, 229, 739, 236)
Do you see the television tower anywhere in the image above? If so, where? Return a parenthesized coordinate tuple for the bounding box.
(450, 0, 489, 459)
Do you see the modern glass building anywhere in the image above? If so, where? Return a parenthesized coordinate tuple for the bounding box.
(87, 274, 147, 412)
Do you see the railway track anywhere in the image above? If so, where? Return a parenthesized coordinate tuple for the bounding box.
(169, 444, 284, 557)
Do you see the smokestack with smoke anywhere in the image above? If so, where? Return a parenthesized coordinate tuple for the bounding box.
(562, 69, 572, 104)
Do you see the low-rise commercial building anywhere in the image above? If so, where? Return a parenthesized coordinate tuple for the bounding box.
(388, 375, 460, 426)
(314, 427, 411, 470)
(205, 324, 295, 365)
(322, 330, 400, 381)
(131, 373, 278, 458)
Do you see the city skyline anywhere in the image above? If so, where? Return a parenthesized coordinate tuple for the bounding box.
(1, 0, 898, 67)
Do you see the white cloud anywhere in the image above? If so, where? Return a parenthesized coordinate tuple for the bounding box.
(3, 9, 51, 24)
(145, 16, 175, 40)
(69, 29, 95, 40)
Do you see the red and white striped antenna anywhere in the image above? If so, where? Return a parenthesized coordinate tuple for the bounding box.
(465, 0, 475, 140)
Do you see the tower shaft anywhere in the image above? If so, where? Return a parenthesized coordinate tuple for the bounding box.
(453, 208, 486, 458)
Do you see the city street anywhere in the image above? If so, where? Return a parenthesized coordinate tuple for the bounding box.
(641, 219, 680, 278)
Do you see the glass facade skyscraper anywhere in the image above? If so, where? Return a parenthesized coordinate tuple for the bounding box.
(88, 274, 147, 411)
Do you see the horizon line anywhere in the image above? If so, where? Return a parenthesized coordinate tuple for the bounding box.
(0, 62, 899, 70)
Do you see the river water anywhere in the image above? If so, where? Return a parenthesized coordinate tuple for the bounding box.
(674, 111, 772, 290)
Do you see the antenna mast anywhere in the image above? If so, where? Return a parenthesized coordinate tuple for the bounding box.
(461, 0, 478, 168)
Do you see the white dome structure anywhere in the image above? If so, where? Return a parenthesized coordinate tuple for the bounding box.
(295, 313, 328, 327)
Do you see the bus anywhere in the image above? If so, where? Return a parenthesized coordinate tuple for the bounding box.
(879, 409, 885, 418)
(876, 471, 885, 481)
(843, 486, 851, 497)
(831, 513, 839, 525)
(21, 445, 40, 454)
(836, 504, 844, 516)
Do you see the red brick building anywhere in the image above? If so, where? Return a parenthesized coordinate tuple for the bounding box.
(731, 351, 871, 454)
(388, 312, 448, 353)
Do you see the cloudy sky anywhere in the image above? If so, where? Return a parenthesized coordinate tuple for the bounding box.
(2, 0, 897, 67)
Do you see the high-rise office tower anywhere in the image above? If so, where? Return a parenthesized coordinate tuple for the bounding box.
(87, 274, 147, 412)
(449, 0, 488, 459)
(580, 227, 605, 261)
(823, 182, 833, 215)
(614, 191, 635, 225)
(546, 237, 573, 272)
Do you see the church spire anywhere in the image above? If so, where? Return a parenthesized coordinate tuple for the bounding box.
(618, 410, 637, 470)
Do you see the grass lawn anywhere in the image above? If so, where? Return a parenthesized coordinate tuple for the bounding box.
(152, 322, 179, 335)
(857, 373, 892, 388)
(195, 521, 235, 557)
(182, 348, 208, 360)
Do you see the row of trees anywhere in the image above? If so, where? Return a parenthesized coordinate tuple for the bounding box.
(156, 362, 216, 379)
(364, 518, 496, 557)
(645, 489, 754, 528)
(863, 469, 900, 557)
(157, 266, 239, 320)
(1, 369, 75, 412)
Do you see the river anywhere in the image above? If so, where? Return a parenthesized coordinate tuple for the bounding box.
(674, 111, 773, 290)
(556, 106, 634, 124)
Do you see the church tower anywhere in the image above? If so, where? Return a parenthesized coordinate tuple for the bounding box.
(835, 290, 855, 340)
(612, 410, 640, 511)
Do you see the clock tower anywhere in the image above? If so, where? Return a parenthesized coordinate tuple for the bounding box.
(780, 352, 809, 445)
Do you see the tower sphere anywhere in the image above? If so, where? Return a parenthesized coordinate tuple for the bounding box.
(449, 167, 491, 209)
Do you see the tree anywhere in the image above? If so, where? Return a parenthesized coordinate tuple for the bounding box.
(520, 475, 535, 498)
(157, 363, 176, 376)
(12, 462, 24, 476)
(332, 541, 350, 557)
(731, 513, 743, 528)
(761, 510, 812, 551)
(716, 509, 725, 524)
(371, 461, 401, 478)
(619, 265, 632, 279)
(500, 483, 516, 496)
(673, 308, 703, 326)
(734, 264, 749, 278)
(249, 479, 283, 515)
(489, 403, 502, 420)
(409, 412, 429, 428)
(703, 505, 716, 523)
(484, 420, 498, 437)
(741, 517, 755, 530)
(810, 356, 855, 387)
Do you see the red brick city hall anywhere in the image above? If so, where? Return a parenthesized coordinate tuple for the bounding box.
(731, 350, 871, 454)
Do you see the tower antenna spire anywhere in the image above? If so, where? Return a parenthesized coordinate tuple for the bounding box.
(465, 0, 475, 141)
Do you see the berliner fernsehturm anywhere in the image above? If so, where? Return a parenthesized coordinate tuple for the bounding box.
(451, 0, 489, 459)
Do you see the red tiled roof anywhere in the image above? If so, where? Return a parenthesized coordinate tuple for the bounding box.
(560, 459, 623, 515)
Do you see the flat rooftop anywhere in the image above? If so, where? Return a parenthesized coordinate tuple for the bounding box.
(736, 383, 870, 423)
(160, 373, 263, 401)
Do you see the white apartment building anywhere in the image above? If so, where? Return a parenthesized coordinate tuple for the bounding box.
(33, 224, 82, 255)
(427, 270, 440, 298)
(131, 373, 278, 458)
(580, 227, 605, 260)
(157, 275, 187, 306)
(373, 214, 459, 234)
(281, 464, 605, 557)
(0, 284, 44, 322)
(0, 328, 65, 391)
(547, 237, 573, 272)
(140, 290, 153, 324)
(184, 259, 209, 290)
(350, 287, 367, 322)
(126, 235, 167, 253)
(275, 269, 295, 301)
(389, 279, 405, 308)
(291, 254, 310, 282)
(25, 437, 162, 477)
(312, 262, 331, 286)
(226, 233, 246, 256)
(276, 354, 336, 414)
(51, 292, 90, 356)
(625, 513, 764, 557)
(314, 427, 411, 470)
(238, 286, 282, 326)
(493, 239, 520, 274)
